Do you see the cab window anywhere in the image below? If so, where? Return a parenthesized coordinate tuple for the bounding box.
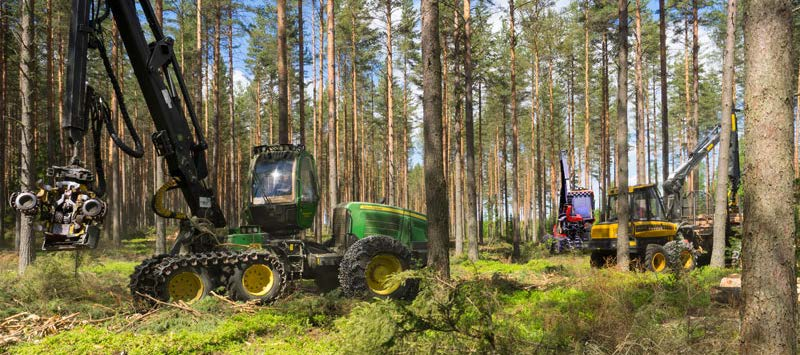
(253, 158, 295, 201)
(299, 157, 318, 203)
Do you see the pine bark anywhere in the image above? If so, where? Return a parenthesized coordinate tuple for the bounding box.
(583, 1, 590, 188)
(421, 0, 450, 278)
(659, 0, 669, 181)
(634, 0, 645, 184)
(740, 0, 796, 352)
(326, 0, 338, 214)
(464, 0, 478, 261)
(278, 0, 289, 143)
(18, 0, 36, 273)
(385, 0, 395, 205)
(710, 0, 737, 268)
(615, 0, 630, 271)
(298, 0, 306, 145)
(154, 0, 166, 254)
(509, 0, 520, 261)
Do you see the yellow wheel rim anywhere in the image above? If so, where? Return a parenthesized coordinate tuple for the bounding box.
(168, 271, 204, 302)
(242, 264, 274, 296)
(651, 252, 667, 272)
(366, 254, 403, 295)
(680, 250, 694, 269)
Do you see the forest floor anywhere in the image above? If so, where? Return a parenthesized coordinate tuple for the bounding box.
(0, 235, 742, 354)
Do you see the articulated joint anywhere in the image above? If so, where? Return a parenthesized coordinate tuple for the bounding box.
(152, 177, 188, 220)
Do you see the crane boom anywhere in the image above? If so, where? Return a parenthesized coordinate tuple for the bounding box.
(662, 113, 741, 219)
(64, 0, 225, 228)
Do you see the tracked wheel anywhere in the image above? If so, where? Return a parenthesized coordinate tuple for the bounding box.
(338, 235, 417, 299)
(226, 252, 288, 304)
(664, 240, 696, 272)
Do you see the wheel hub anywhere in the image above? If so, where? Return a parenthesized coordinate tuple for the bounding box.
(242, 264, 274, 296)
(651, 252, 667, 272)
(167, 271, 204, 302)
(366, 254, 403, 295)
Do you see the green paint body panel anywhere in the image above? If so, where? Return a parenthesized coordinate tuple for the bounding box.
(333, 202, 428, 253)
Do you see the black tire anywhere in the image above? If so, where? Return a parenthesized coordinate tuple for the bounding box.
(226, 252, 287, 304)
(313, 266, 340, 293)
(664, 240, 696, 272)
(338, 235, 417, 299)
(155, 257, 214, 303)
(645, 244, 669, 273)
(590, 250, 614, 268)
(130, 254, 170, 311)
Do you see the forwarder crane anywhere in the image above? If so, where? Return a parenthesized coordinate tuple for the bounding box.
(9, 0, 428, 308)
(588, 112, 741, 271)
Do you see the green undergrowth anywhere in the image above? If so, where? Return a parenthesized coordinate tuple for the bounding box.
(2, 243, 739, 354)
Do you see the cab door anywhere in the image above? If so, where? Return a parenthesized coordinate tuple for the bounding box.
(296, 155, 319, 229)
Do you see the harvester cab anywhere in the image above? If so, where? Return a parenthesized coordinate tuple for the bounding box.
(248, 144, 319, 237)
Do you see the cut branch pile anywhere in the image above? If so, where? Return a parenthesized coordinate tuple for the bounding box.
(0, 312, 96, 348)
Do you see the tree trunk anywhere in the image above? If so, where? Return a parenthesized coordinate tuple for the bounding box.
(601, 32, 609, 219)
(691, 0, 700, 192)
(615, 0, 630, 271)
(0, 0, 6, 245)
(298, 0, 306, 145)
(18, 0, 36, 274)
(634, 0, 645, 184)
(464, 0, 478, 261)
(509, 0, 520, 261)
(710, 0, 736, 267)
(385, 0, 395, 205)
(422, 0, 449, 279)
(659, 0, 669, 181)
(196, 0, 204, 137)
(740, 0, 796, 352)
(583, 1, 591, 188)
(326, 0, 338, 216)
(351, 12, 360, 201)
(278, 0, 289, 143)
(154, 0, 166, 254)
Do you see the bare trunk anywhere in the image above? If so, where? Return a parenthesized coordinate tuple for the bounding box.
(18, 0, 36, 274)
(509, 0, 520, 261)
(154, 0, 166, 254)
(740, 0, 796, 351)
(326, 0, 338, 215)
(422, 0, 449, 278)
(583, 1, 591, 188)
(278, 0, 289, 143)
(659, 0, 669, 181)
(385, 0, 395, 205)
(634, 0, 645, 184)
(298, 0, 305, 145)
(464, 0, 478, 261)
(615, 0, 630, 271)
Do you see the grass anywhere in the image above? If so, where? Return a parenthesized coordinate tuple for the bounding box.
(1, 242, 742, 354)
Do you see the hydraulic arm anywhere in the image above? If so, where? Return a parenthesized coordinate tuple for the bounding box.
(662, 113, 741, 219)
(10, 0, 225, 251)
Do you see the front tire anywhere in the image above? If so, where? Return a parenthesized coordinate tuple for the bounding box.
(339, 235, 417, 299)
(226, 252, 287, 304)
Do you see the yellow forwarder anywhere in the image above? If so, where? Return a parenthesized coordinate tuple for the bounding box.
(588, 112, 741, 272)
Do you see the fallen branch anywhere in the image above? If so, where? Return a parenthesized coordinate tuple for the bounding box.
(135, 292, 202, 316)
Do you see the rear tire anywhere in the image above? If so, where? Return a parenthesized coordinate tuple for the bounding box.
(339, 235, 417, 299)
(226, 252, 287, 304)
(645, 244, 669, 273)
